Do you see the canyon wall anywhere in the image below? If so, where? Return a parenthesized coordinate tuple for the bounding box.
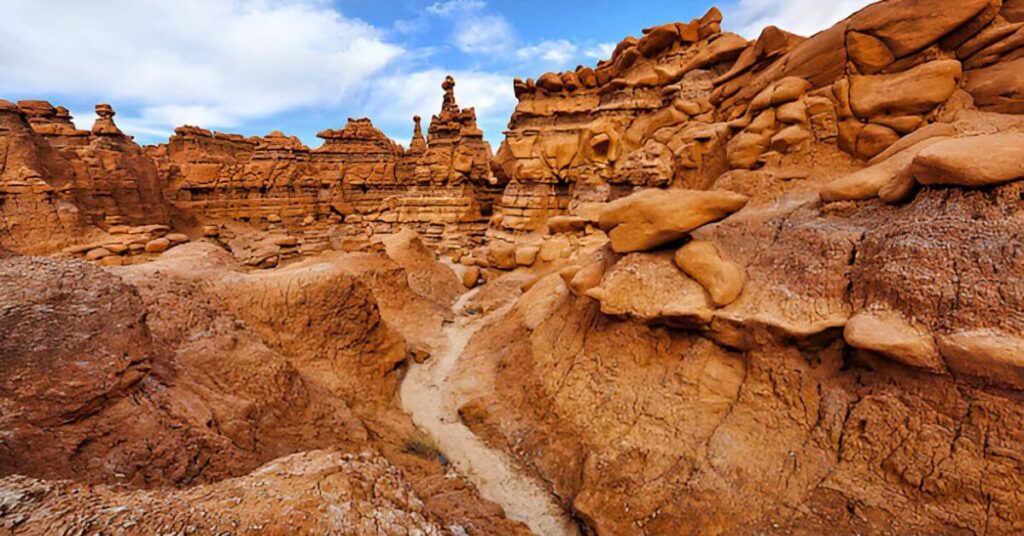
(450, 1, 1024, 534)
(489, 0, 1024, 233)
(0, 101, 168, 254)
(150, 76, 502, 259)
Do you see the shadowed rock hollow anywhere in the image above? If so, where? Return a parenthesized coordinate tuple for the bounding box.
(1, 0, 1023, 534)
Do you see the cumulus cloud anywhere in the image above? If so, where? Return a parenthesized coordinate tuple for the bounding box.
(453, 14, 517, 55)
(515, 40, 579, 69)
(0, 0, 403, 137)
(426, 0, 487, 16)
(583, 43, 617, 61)
(727, 0, 874, 38)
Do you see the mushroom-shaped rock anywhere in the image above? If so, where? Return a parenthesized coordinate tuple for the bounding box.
(91, 104, 123, 136)
(598, 189, 748, 253)
(844, 311, 945, 373)
(912, 133, 1024, 187)
(674, 240, 745, 307)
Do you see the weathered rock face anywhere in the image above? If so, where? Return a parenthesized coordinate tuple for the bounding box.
(489, 0, 1024, 234)
(152, 76, 503, 256)
(0, 244, 529, 534)
(444, 0, 1024, 534)
(456, 182, 1024, 535)
(0, 101, 169, 254)
(0, 450, 449, 535)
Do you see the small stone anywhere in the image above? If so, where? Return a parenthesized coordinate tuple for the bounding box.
(515, 246, 540, 267)
(86, 247, 112, 261)
(674, 240, 745, 307)
(462, 266, 481, 289)
(166, 233, 189, 245)
(144, 238, 170, 254)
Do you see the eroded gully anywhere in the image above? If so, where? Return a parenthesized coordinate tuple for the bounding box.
(399, 291, 581, 536)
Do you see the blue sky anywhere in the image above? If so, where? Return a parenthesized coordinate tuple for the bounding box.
(0, 0, 871, 148)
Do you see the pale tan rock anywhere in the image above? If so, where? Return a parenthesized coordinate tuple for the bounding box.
(844, 311, 944, 373)
(674, 240, 745, 307)
(727, 131, 771, 169)
(938, 330, 1024, 389)
(515, 245, 540, 267)
(856, 123, 900, 159)
(878, 170, 918, 204)
(586, 251, 713, 326)
(850, 60, 963, 119)
(912, 134, 1024, 187)
(166, 233, 189, 245)
(598, 189, 748, 253)
(770, 125, 811, 153)
(86, 247, 112, 261)
(850, 0, 993, 57)
(487, 241, 517, 270)
(965, 58, 1024, 113)
(822, 136, 949, 201)
(144, 238, 170, 254)
(547, 215, 587, 233)
(775, 101, 808, 124)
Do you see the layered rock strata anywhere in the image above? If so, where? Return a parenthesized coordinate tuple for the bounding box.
(0, 101, 168, 254)
(151, 76, 502, 256)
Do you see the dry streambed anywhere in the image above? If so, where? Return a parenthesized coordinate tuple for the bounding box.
(400, 292, 580, 536)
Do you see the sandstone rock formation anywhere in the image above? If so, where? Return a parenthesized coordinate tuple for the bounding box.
(2, 0, 1024, 534)
(150, 76, 501, 258)
(0, 101, 168, 254)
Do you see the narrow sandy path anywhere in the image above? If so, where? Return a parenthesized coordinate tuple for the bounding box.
(400, 292, 581, 536)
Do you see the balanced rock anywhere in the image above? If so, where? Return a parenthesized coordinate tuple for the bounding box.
(912, 133, 1024, 187)
(599, 189, 748, 253)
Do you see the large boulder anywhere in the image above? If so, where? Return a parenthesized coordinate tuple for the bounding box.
(965, 58, 1024, 114)
(598, 189, 748, 253)
(821, 135, 950, 201)
(850, 0, 993, 57)
(849, 60, 963, 119)
(912, 134, 1024, 187)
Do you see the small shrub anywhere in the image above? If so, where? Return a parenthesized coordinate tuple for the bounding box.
(404, 432, 442, 461)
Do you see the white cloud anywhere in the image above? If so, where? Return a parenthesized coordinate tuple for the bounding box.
(0, 0, 403, 137)
(516, 40, 579, 69)
(453, 14, 516, 55)
(726, 0, 874, 38)
(365, 69, 516, 146)
(583, 43, 616, 61)
(426, 0, 486, 16)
